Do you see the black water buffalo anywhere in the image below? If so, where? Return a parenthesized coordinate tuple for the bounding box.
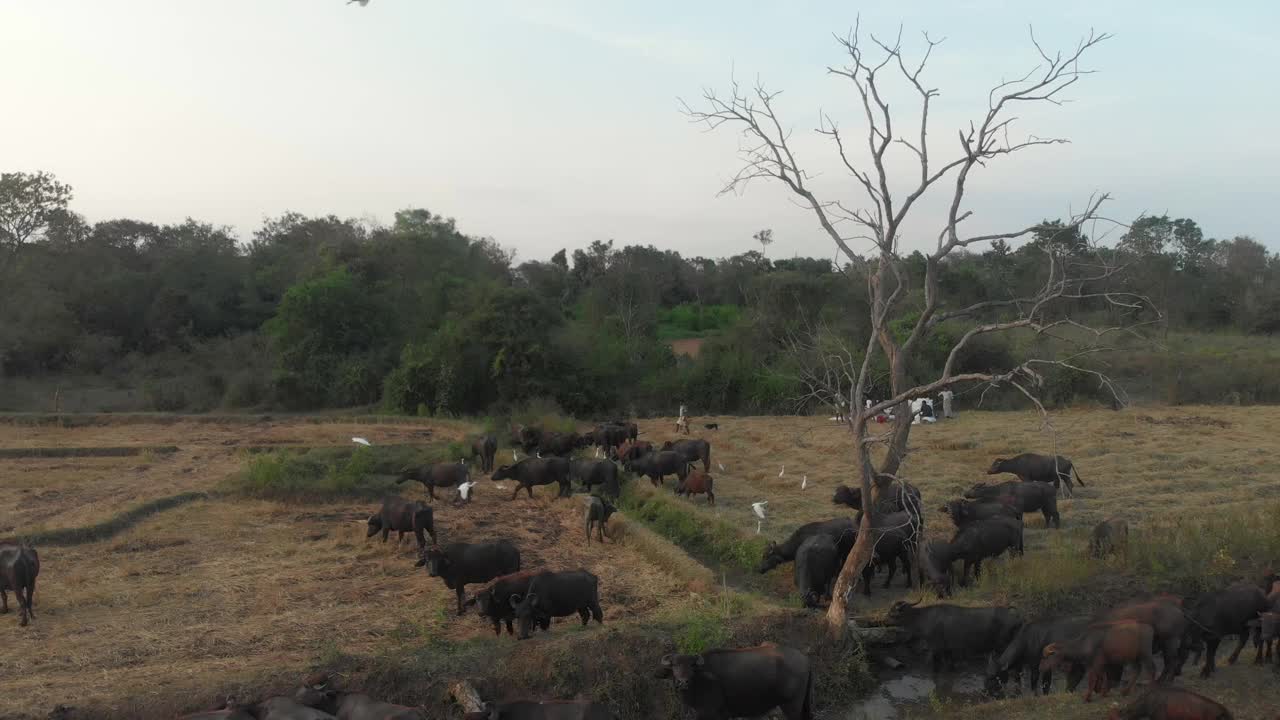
(656, 643, 813, 720)
(418, 540, 521, 615)
(887, 600, 1025, 675)
(471, 435, 499, 473)
(1040, 620, 1157, 702)
(1089, 517, 1129, 558)
(1180, 582, 1269, 677)
(609, 420, 639, 441)
(1106, 687, 1232, 720)
(964, 481, 1060, 528)
(511, 570, 603, 640)
(464, 700, 617, 720)
(986, 615, 1090, 696)
(570, 459, 619, 496)
(676, 469, 715, 505)
(793, 535, 838, 609)
(853, 510, 920, 594)
(757, 518, 857, 574)
(493, 457, 571, 500)
(466, 571, 550, 637)
(1096, 597, 1187, 681)
(294, 674, 423, 719)
(832, 480, 922, 514)
(660, 438, 711, 473)
(366, 497, 436, 548)
(538, 432, 584, 457)
(519, 427, 544, 453)
(584, 495, 616, 543)
(397, 462, 469, 501)
(917, 539, 957, 598)
(616, 440, 652, 463)
(626, 450, 689, 487)
(988, 453, 1084, 496)
(0, 542, 39, 627)
(938, 498, 1021, 530)
(593, 423, 631, 452)
(947, 515, 1024, 586)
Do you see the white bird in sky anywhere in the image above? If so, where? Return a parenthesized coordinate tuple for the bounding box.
(352, 437, 371, 446)
(801, 475, 807, 490)
(778, 465, 785, 478)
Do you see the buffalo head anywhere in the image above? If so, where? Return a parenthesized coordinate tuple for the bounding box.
(986, 459, 1007, 475)
(510, 592, 539, 639)
(365, 514, 383, 538)
(832, 485, 861, 509)
(491, 465, 514, 482)
(417, 545, 448, 576)
(656, 653, 707, 691)
(757, 541, 783, 574)
(886, 598, 922, 624)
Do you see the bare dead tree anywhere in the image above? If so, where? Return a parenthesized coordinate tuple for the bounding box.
(684, 22, 1157, 632)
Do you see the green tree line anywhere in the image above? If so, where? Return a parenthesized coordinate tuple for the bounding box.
(2, 170, 1278, 414)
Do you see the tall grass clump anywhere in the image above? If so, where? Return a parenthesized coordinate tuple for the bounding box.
(1126, 504, 1280, 593)
(618, 482, 767, 575)
(969, 531, 1100, 612)
(223, 444, 460, 501)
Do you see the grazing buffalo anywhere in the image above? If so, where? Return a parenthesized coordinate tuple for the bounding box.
(1107, 687, 1233, 720)
(917, 539, 957, 598)
(1041, 620, 1157, 702)
(615, 440, 653, 463)
(584, 496, 616, 543)
(986, 615, 1090, 696)
(853, 510, 920, 594)
(793, 535, 838, 608)
(593, 423, 631, 452)
(295, 674, 423, 719)
(938, 498, 1021, 530)
(757, 518, 857, 574)
(464, 700, 617, 720)
(656, 643, 813, 720)
(538, 432, 583, 457)
(493, 458, 571, 500)
(0, 542, 39, 627)
(570, 459, 619, 497)
(887, 600, 1025, 675)
(1181, 582, 1269, 677)
(626, 450, 689, 487)
(1096, 597, 1187, 681)
(366, 497, 436, 548)
(519, 427, 544, 454)
(676, 469, 715, 505)
(1090, 517, 1129, 558)
(510, 570, 603, 640)
(418, 540, 521, 615)
(397, 462, 469, 501)
(988, 453, 1085, 495)
(832, 480, 922, 514)
(947, 515, 1024, 586)
(964, 481, 1061, 528)
(660, 438, 711, 473)
(466, 571, 550, 637)
(471, 435, 499, 473)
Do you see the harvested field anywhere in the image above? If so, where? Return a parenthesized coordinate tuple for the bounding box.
(1, 408, 1277, 719)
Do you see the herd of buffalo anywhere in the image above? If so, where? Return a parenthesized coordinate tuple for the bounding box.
(7, 418, 1276, 719)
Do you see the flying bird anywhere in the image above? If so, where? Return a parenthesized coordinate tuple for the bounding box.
(352, 437, 371, 446)
(347, 0, 370, 6)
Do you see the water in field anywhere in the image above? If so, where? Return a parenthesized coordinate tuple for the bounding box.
(847, 663, 987, 719)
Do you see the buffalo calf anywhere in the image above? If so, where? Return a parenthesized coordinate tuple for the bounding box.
(366, 496, 436, 548)
(584, 496, 616, 544)
(1107, 686, 1232, 720)
(676, 469, 715, 505)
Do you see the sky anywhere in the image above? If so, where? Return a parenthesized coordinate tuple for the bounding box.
(2, 1, 1278, 262)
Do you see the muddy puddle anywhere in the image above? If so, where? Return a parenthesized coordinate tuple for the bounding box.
(848, 656, 988, 720)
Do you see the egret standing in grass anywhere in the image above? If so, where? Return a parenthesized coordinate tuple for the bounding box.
(801, 475, 807, 490)
(752, 501, 768, 534)
(778, 465, 785, 478)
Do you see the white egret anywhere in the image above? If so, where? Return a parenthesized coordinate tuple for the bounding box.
(778, 465, 785, 478)
(801, 475, 807, 490)
(352, 437, 371, 446)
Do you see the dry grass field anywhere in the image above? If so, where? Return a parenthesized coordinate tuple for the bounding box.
(1, 408, 1277, 718)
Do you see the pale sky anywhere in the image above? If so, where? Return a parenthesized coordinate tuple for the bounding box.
(2, 1, 1277, 261)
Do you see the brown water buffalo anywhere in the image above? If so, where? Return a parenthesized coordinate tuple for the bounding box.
(676, 469, 715, 505)
(466, 571, 551, 637)
(1090, 517, 1129, 558)
(1040, 620, 1157, 702)
(397, 462, 469, 501)
(1107, 687, 1233, 720)
(471, 435, 499, 473)
(1096, 597, 1186, 681)
(418, 540, 522, 615)
(660, 438, 711, 472)
(616, 440, 652, 463)
(492, 457, 571, 500)
(964, 480, 1061, 528)
(366, 497, 436, 548)
(988, 453, 1084, 495)
(656, 643, 813, 720)
(464, 700, 617, 720)
(584, 496, 616, 543)
(1181, 582, 1269, 676)
(0, 542, 39, 627)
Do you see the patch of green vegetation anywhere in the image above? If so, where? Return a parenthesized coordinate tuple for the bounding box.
(222, 442, 466, 501)
(657, 303, 741, 341)
(618, 482, 767, 576)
